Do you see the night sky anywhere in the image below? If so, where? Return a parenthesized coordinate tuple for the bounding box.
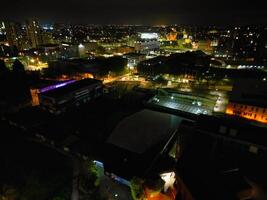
(1, 0, 267, 25)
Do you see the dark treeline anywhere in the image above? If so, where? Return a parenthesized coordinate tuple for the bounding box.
(0, 59, 30, 109)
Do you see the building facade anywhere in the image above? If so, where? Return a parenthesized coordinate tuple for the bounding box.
(26, 19, 43, 48)
(226, 79, 267, 124)
(135, 33, 160, 54)
(39, 78, 103, 114)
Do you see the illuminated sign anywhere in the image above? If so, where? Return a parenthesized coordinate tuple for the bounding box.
(140, 33, 158, 39)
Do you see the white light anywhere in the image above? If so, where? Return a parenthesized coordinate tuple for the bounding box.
(160, 172, 176, 192)
(78, 44, 84, 48)
(140, 33, 158, 39)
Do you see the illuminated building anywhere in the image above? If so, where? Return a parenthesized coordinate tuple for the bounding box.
(2, 21, 27, 51)
(26, 19, 42, 48)
(42, 31, 54, 44)
(0, 43, 18, 57)
(123, 52, 146, 70)
(137, 51, 210, 76)
(3, 21, 21, 48)
(112, 45, 134, 55)
(166, 31, 177, 41)
(39, 79, 76, 93)
(135, 32, 160, 54)
(147, 91, 215, 116)
(59, 43, 79, 58)
(30, 80, 76, 106)
(38, 44, 60, 61)
(226, 102, 267, 123)
(39, 78, 103, 114)
(226, 79, 267, 124)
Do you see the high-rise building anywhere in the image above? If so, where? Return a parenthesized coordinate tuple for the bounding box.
(3, 21, 23, 49)
(26, 19, 42, 48)
(42, 31, 54, 44)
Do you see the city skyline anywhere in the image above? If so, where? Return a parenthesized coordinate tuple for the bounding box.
(1, 1, 267, 200)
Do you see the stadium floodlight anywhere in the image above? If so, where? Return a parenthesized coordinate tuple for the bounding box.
(140, 33, 159, 39)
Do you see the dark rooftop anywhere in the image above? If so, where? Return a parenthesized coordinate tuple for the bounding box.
(107, 109, 183, 154)
(196, 114, 267, 148)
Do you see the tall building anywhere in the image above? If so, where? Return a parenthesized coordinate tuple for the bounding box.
(3, 21, 23, 49)
(26, 19, 42, 48)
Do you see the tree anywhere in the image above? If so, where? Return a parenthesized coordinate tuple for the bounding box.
(10, 59, 30, 104)
(71, 158, 105, 200)
(12, 59, 26, 75)
(0, 60, 11, 104)
(130, 177, 145, 200)
(78, 160, 104, 200)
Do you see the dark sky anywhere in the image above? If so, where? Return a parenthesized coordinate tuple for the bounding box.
(1, 0, 267, 25)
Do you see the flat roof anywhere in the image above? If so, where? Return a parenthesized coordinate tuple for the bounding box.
(147, 94, 215, 115)
(40, 78, 102, 99)
(107, 109, 183, 154)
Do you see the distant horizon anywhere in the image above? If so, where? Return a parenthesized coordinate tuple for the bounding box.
(2, 19, 267, 27)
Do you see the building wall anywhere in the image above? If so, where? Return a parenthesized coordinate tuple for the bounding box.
(39, 82, 103, 114)
(226, 102, 267, 124)
(26, 19, 42, 48)
(135, 40, 160, 53)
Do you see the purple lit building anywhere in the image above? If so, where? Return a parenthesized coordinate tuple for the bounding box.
(39, 78, 103, 114)
(39, 80, 76, 93)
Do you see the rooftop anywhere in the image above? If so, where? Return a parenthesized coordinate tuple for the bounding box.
(107, 109, 183, 154)
(41, 78, 102, 99)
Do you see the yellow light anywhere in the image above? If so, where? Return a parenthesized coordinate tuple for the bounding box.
(30, 58, 35, 63)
